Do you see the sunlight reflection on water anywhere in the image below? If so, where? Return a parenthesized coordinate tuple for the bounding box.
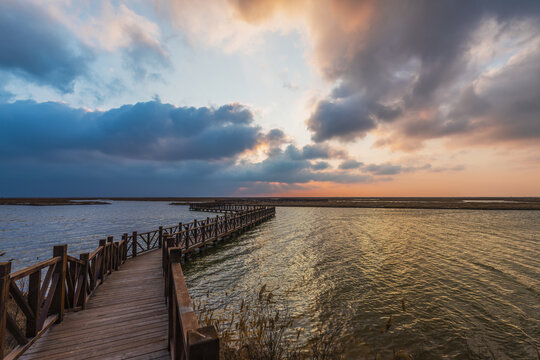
(183, 207, 540, 359)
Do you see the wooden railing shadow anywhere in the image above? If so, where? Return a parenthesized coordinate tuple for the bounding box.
(0, 204, 275, 360)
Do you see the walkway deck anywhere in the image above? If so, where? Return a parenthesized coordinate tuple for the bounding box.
(20, 251, 168, 360)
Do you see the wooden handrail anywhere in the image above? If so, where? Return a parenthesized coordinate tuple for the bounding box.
(8, 257, 61, 282)
(167, 247, 219, 359)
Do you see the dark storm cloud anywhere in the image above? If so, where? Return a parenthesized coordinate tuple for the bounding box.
(0, 99, 379, 196)
(307, 96, 376, 142)
(0, 100, 261, 161)
(398, 43, 540, 144)
(300, 0, 540, 145)
(0, 158, 239, 197)
(0, 1, 93, 93)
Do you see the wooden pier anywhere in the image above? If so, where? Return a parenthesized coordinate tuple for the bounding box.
(1, 204, 275, 359)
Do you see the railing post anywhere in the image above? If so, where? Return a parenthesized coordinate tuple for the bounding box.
(169, 247, 183, 263)
(193, 220, 197, 243)
(107, 236, 114, 273)
(188, 326, 220, 359)
(206, 217, 210, 241)
(99, 239, 106, 283)
(51, 244, 67, 323)
(26, 265, 41, 337)
(168, 247, 183, 358)
(178, 223, 183, 249)
(122, 233, 128, 262)
(164, 236, 175, 298)
(158, 226, 163, 249)
(215, 216, 219, 239)
(114, 243, 120, 271)
(0, 262, 11, 359)
(132, 231, 138, 257)
(79, 253, 89, 310)
(162, 233, 167, 274)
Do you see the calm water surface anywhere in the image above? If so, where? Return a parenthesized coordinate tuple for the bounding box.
(1, 203, 539, 358)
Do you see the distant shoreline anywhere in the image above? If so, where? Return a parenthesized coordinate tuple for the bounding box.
(172, 199, 540, 210)
(0, 199, 110, 206)
(1, 197, 539, 210)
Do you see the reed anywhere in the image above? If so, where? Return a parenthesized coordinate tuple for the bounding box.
(194, 285, 348, 360)
(4, 279, 27, 356)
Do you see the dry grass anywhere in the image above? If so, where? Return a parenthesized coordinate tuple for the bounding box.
(194, 285, 348, 360)
(4, 279, 28, 357)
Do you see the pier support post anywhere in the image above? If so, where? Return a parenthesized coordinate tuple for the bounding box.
(158, 226, 163, 249)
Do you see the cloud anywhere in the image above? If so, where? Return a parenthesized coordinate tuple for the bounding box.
(298, 143, 347, 159)
(75, 2, 170, 81)
(0, 0, 93, 93)
(230, 146, 371, 185)
(338, 159, 363, 170)
(307, 95, 377, 142)
(0, 87, 13, 102)
(364, 163, 402, 176)
(260, 128, 289, 147)
(364, 163, 432, 175)
(0, 99, 379, 196)
(0, 100, 261, 161)
(311, 161, 330, 170)
(229, 0, 540, 148)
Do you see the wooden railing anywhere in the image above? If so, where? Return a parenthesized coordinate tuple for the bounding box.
(0, 237, 130, 359)
(189, 202, 262, 213)
(0, 204, 275, 360)
(163, 205, 275, 359)
(165, 247, 219, 359)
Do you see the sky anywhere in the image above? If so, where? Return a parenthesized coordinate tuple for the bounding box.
(1, 0, 539, 197)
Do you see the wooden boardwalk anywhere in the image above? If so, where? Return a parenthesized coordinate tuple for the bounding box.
(1, 204, 275, 360)
(19, 251, 168, 360)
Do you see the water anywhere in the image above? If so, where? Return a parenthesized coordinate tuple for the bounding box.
(0, 201, 203, 270)
(1, 203, 539, 358)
